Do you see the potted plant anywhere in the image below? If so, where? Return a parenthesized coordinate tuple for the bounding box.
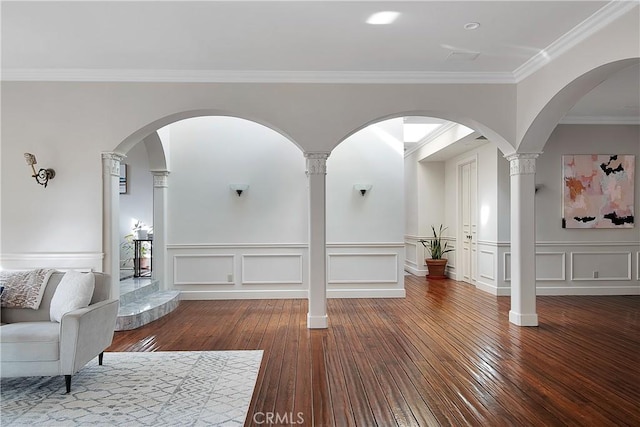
(419, 224, 454, 279)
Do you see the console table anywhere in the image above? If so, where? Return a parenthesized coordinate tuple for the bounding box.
(133, 238, 152, 278)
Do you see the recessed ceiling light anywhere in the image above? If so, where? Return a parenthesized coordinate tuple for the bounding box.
(366, 11, 400, 25)
(464, 22, 480, 30)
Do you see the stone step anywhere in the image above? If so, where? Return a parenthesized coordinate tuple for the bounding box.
(119, 279, 160, 305)
(115, 290, 180, 331)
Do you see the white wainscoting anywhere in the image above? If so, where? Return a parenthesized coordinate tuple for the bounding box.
(570, 252, 631, 281)
(473, 241, 511, 295)
(241, 254, 303, 285)
(499, 241, 639, 295)
(173, 254, 235, 285)
(169, 242, 405, 300)
(0, 252, 104, 272)
(407, 239, 639, 296)
(168, 243, 308, 300)
(327, 243, 405, 298)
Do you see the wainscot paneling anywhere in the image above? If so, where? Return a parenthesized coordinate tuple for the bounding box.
(328, 243, 405, 298)
(536, 252, 566, 281)
(328, 253, 398, 284)
(499, 242, 639, 296)
(570, 252, 631, 281)
(478, 250, 496, 281)
(173, 254, 235, 285)
(168, 244, 308, 300)
(241, 254, 303, 285)
(0, 252, 103, 272)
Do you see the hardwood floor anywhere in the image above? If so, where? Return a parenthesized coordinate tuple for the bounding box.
(107, 275, 640, 426)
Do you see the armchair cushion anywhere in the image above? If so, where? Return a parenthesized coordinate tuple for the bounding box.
(49, 271, 95, 322)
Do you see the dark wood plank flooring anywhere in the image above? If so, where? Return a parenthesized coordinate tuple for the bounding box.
(107, 275, 640, 426)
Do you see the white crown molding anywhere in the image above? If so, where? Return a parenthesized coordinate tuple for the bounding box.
(0, 2, 634, 86)
(513, 0, 639, 82)
(0, 68, 516, 84)
(559, 115, 640, 125)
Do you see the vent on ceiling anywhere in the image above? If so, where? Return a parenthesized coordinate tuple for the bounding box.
(476, 135, 487, 140)
(446, 51, 480, 61)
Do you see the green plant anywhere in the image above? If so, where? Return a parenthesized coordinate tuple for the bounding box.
(419, 225, 454, 259)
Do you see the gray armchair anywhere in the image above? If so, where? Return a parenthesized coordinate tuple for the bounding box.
(1, 272, 119, 393)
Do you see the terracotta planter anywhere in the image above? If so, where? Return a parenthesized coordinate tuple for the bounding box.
(425, 258, 448, 279)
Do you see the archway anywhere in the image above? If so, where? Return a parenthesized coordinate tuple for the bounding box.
(332, 113, 512, 299)
(506, 58, 639, 327)
(103, 112, 305, 305)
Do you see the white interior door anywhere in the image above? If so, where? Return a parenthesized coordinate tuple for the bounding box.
(459, 160, 477, 285)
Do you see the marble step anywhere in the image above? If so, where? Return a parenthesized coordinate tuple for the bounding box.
(115, 290, 180, 331)
(119, 279, 160, 305)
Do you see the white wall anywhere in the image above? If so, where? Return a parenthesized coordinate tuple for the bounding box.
(168, 117, 307, 244)
(163, 116, 405, 299)
(529, 124, 640, 295)
(165, 116, 309, 299)
(327, 118, 405, 297)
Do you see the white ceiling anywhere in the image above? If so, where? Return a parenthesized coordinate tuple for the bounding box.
(1, 1, 638, 134)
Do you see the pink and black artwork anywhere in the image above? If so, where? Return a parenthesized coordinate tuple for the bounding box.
(562, 154, 635, 229)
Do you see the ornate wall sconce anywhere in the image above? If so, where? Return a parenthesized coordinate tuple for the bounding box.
(230, 184, 249, 196)
(24, 153, 55, 188)
(354, 184, 372, 196)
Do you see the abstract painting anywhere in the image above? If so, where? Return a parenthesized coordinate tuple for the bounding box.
(562, 155, 635, 228)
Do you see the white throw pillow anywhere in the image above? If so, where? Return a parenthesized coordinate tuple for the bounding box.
(49, 271, 95, 322)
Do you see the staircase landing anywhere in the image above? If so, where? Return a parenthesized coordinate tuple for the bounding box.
(116, 277, 180, 331)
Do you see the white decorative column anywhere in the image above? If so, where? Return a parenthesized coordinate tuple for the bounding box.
(102, 152, 126, 300)
(151, 170, 169, 290)
(506, 153, 539, 326)
(306, 152, 330, 329)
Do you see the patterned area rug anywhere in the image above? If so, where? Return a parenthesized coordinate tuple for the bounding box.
(1, 351, 263, 426)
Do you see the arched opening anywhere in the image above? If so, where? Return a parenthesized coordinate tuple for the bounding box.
(525, 61, 639, 295)
(104, 113, 305, 328)
(331, 113, 513, 295)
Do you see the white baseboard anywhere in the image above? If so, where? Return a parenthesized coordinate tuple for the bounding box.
(327, 288, 406, 298)
(475, 284, 640, 296)
(475, 280, 506, 296)
(307, 314, 329, 329)
(179, 289, 308, 300)
(509, 311, 539, 326)
(404, 264, 426, 276)
(536, 286, 640, 296)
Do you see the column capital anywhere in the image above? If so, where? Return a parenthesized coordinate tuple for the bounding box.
(305, 152, 330, 176)
(101, 152, 126, 162)
(101, 152, 126, 177)
(505, 153, 541, 176)
(151, 170, 170, 188)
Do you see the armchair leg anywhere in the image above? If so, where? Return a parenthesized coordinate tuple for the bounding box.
(99, 352, 104, 365)
(65, 375, 71, 394)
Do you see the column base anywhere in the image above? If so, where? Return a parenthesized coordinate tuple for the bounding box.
(509, 310, 539, 326)
(307, 313, 328, 329)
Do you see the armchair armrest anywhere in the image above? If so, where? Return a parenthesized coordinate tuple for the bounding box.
(59, 299, 119, 374)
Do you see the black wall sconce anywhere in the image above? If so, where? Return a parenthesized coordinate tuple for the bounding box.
(24, 153, 55, 188)
(354, 184, 372, 196)
(230, 184, 249, 196)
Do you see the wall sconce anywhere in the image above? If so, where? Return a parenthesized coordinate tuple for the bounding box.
(230, 184, 249, 196)
(354, 184, 372, 196)
(24, 153, 55, 188)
